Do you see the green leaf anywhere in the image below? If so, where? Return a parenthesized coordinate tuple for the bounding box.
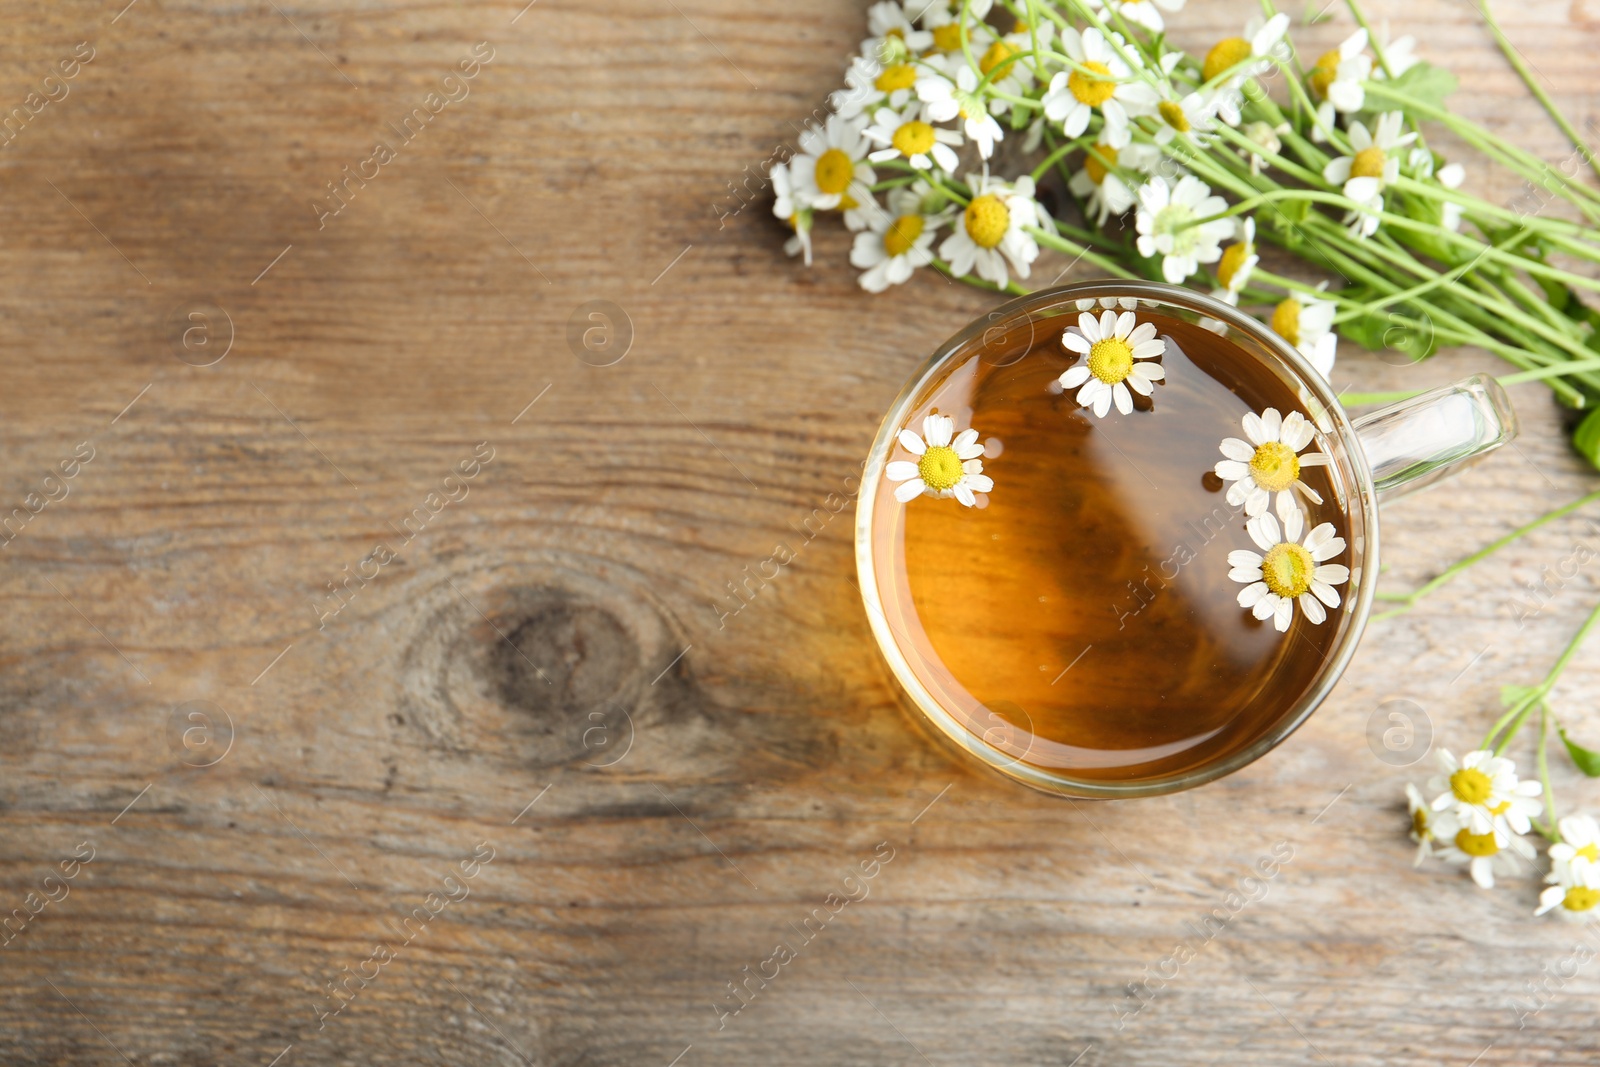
(1384, 63, 1458, 122)
(1573, 407, 1600, 472)
(1558, 724, 1600, 776)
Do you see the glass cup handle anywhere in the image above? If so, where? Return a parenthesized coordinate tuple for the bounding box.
(1350, 374, 1519, 502)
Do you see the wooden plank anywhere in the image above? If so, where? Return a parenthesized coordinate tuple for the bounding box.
(0, 0, 1597, 1064)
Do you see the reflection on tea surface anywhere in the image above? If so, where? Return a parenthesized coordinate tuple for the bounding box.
(872, 311, 1348, 782)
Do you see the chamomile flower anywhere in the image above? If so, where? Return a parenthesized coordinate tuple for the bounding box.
(1371, 25, 1420, 79)
(1153, 86, 1220, 147)
(1200, 14, 1290, 87)
(917, 64, 1004, 158)
(1228, 493, 1349, 632)
(1407, 783, 1437, 866)
(1306, 29, 1372, 141)
(938, 171, 1047, 288)
(833, 54, 920, 120)
(918, 0, 994, 56)
(1537, 873, 1600, 921)
(850, 184, 944, 292)
(1433, 810, 1532, 889)
(1042, 27, 1158, 139)
(1428, 748, 1545, 837)
(862, 0, 933, 63)
(1269, 289, 1338, 378)
(1057, 309, 1167, 418)
(1547, 813, 1600, 883)
(1323, 111, 1415, 237)
(791, 114, 875, 212)
(1437, 161, 1466, 231)
(863, 103, 962, 172)
(1214, 405, 1328, 517)
(1134, 175, 1234, 284)
(886, 413, 993, 506)
(970, 21, 1052, 114)
(770, 162, 813, 266)
(1067, 140, 1159, 224)
(1081, 0, 1186, 35)
(1210, 216, 1257, 305)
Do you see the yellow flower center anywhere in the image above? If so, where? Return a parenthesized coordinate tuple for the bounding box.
(1450, 767, 1494, 806)
(814, 148, 854, 195)
(1217, 241, 1252, 289)
(931, 23, 964, 53)
(875, 64, 918, 92)
(1261, 541, 1314, 599)
(917, 444, 964, 491)
(1158, 99, 1190, 132)
(883, 214, 925, 257)
(1350, 146, 1387, 180)
(840, 191, 860, 211)
(1564, 886, 1600, 912)
(1577, 843, 1600, 863)
(1087, 337, 1134, 384)
(1203, 37, 1253, 83)
(1270, 298, 1301, 346)
(980, 41, 1017, 77)
(1084, 143, 1119, 185)
(1068, 61, 1116, 106)
(1249, 440, 1300, 493)
(892, 120, 937, 157)
(1455, 828, 1500, 858)
(964, 194, 1010, 248)
(1307, 48, 1342, 100)
(1411, 808, 1429, 837)
(1488, 800, 1512, 815)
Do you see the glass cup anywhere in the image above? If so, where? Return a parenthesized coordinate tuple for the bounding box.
(856, 281, 1516, 798)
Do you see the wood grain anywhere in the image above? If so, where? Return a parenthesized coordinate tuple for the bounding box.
(1, 0, 1598, 1064)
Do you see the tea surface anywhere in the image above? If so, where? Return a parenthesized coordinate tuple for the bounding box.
(871, 310, 1351, 782)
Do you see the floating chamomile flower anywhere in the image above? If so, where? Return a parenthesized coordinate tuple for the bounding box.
(1210, 217, 1257, 305)
(863, 103, 962, 172)
(917, 64, 1004, 158)
(1058, 309, 1167, 418)
(1428, 748, 1544, 837)
(1067, 140, 1159, 224)
(1214, 406, 1328, 517)
(1306, 29, 1372, 141)
(1134, 175, 1234, 284)
(886, 413, 993, 506)
(791, 114, 875, 212)
(1433, 810, 1532, 889)
(1042, 27, 1158, 139)
(769, 162, 813, 266)
(1548, 813, 1600, 883)
(938, 171, 1047, 288)
(1269, 289, 1337, 378)
(1406, 783, 1437, 867)
(850, 184, 945, 293)
(1228, 493, 1348, 632)
(1323, 111, 1415, 238)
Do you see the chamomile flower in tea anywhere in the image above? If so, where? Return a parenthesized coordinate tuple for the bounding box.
(1228, 494, 1349, 632)
(1214, 406, 1328, 517)
(1057, 308, 1166, 417)
(886, 413, 993, 506)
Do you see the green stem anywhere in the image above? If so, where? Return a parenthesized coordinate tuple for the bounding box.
(1487, 598, 1600, 754)
(1475, 0, 1600, 185)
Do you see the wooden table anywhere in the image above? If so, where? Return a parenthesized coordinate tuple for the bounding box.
(3, 0, 1598, 1063)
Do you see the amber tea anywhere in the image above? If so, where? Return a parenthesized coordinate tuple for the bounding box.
(864, 301, 1357, 786)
